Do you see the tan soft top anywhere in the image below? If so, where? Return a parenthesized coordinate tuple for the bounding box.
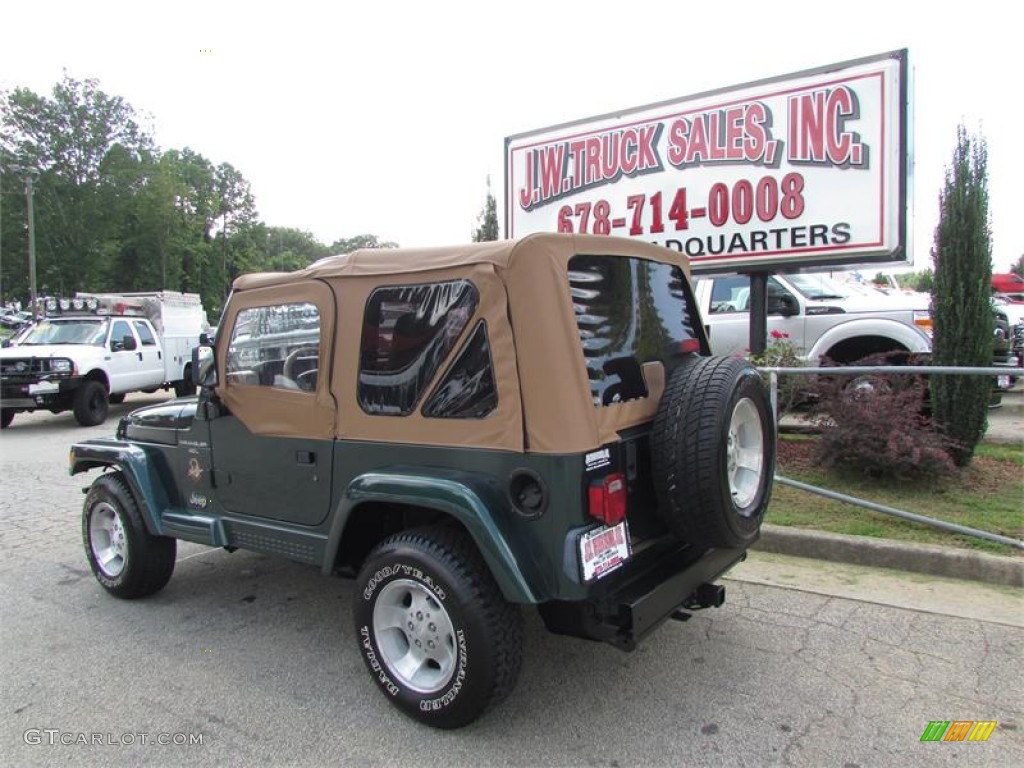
(223, 234, 693, 454)
(233, 233, 691, 290)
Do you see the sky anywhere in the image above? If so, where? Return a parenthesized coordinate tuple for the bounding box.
(1, 0, 1020, 272)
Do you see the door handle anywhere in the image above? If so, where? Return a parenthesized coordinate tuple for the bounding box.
(296, 450, 316, 465)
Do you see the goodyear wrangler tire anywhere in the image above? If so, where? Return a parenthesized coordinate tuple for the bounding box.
(83, 472, 176, 598)
(652, 356, 775, 549)
(354, 526, 522, 729)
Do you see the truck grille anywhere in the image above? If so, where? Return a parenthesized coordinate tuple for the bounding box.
(1, 357, 63, 380)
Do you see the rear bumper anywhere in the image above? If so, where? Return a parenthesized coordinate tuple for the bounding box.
(538, 541, 748, 650)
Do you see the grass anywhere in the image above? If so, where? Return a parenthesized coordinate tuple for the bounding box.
(768, 434, 1024, 556)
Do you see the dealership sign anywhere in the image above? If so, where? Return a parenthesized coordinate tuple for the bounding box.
(505, 50, 908, 273)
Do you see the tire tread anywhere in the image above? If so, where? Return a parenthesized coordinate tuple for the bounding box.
(652, 356, 774, 547)
(359, 525, 522, 727)
(85, 472, 176, 598)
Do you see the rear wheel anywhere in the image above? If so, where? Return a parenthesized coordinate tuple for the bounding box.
(354, 526, 522, 729)
(652, 356, 775, 548)
(1, 408, 13, 428)
(83, 472, 176, 598)
(73, 380, 109, 426)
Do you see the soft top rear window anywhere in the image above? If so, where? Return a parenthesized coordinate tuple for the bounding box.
(568, 254, 698, 407)
(359, 279, 478, 415)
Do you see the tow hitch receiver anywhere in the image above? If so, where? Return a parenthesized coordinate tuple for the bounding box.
(688, 585, 729, 610)
(671, 583, 726, 622)
(685, 583, 726, 610)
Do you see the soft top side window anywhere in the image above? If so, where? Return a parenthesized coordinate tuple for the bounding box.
(225, 302, 321, 391)
(421, 320, 497, 419)
(359, 279, 478, 415)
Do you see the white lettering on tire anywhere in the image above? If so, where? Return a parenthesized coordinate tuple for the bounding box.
(419, 629, 467, 712)
(359, 625, 400, 696)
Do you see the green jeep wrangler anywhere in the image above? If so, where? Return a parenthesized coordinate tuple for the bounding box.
(70, 233, 774, 728)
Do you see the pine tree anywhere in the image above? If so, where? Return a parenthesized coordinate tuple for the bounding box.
(930, 126, 993, 466)
(472, 176, 499, 242)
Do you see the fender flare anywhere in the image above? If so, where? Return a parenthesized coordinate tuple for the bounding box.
(324, 469, 540, 604)
(70, 438, 169, 536)
(807, 318, 932, 363)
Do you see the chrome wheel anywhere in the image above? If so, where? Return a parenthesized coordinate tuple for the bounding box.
(727, 397, 765, 512)
(372, 579, 456, 694)
(89, 501, 127, 578)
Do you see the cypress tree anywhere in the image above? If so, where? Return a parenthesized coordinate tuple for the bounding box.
(472, 176, 499, 242)
(930, 126, 993, 466)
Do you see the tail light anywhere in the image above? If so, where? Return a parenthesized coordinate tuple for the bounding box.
(588, 472, 627, 526)
(679, 338, 701, 354)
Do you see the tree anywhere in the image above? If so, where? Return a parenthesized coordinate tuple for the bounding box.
(260, 226, 327, 271)
(900, 269, 934, 293)
(1, 74, 398, 311)
(327, 234, 398, 253)
(1, 75, 155, 299)
(472, 176, 499, 242)
(930, 126, 992, 466)
(1011, 254, 1024, 277)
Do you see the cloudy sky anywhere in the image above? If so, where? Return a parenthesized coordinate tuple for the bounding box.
(1, 0, 1019, 271)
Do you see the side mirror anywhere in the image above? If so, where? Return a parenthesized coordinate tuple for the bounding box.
(1, 339, 10, 348)
(112, 334, 138, 351)
(192, 344, 216, 387)
(769, 294, 799, 317)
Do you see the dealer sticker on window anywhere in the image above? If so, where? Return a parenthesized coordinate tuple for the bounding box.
(579, 521, 631, 582)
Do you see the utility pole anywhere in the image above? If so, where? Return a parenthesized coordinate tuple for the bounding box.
(25, 172, 38, 318)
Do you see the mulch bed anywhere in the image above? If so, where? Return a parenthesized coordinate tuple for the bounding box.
(777, 433, 1021, 495)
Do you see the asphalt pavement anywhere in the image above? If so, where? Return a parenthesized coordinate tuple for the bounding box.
(0, 392, 1021, 766)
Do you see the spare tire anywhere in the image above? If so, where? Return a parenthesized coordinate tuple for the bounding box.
(652, 356, 774, 548)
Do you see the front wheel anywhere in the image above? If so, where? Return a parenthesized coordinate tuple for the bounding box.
(1, 408, 13, 428)
(354, 527, 522, 729)
(174, 365, 196, 397)
(83, 472, 176, 598)
(73, 380, 109, 426)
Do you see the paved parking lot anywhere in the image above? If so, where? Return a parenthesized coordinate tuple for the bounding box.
(1, 394, 1021, 767)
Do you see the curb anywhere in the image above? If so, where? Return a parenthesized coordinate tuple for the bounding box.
(753, 524, 1024, 588)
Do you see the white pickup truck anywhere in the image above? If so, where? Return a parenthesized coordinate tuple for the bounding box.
(693, 272, 933, 364)
(0, 292, 208, 428)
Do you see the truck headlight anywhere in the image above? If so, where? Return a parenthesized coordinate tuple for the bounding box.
(50, 358, 74, 374)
